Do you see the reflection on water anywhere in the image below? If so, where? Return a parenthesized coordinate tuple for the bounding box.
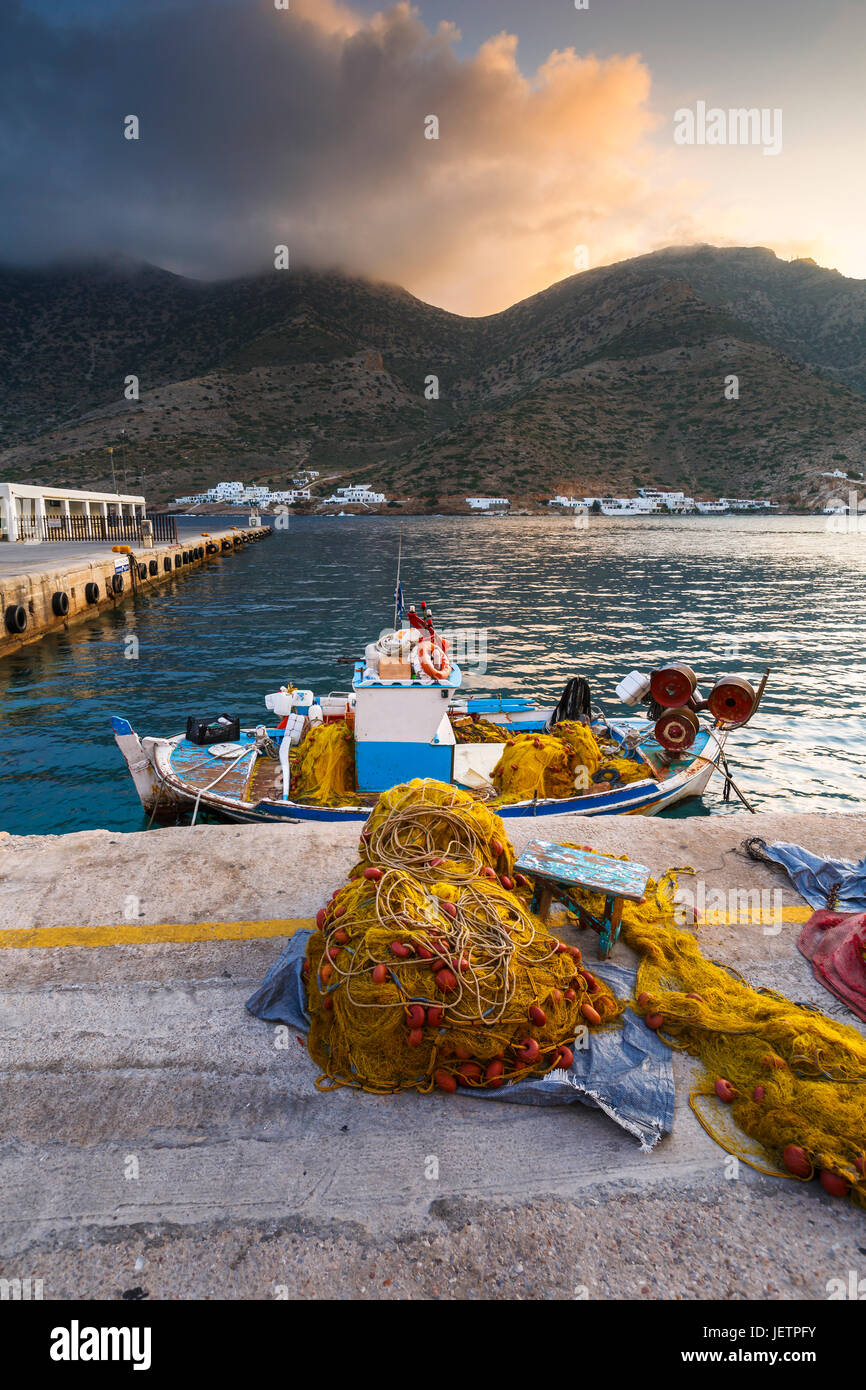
(1, 514, 864, 834)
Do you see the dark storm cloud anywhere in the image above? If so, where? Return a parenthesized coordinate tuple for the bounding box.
(0, 0, 669, 311)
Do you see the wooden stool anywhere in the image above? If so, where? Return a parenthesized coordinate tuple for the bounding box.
(515, 839, 651, 958)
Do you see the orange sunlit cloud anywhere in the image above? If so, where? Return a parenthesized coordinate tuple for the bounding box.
(2, 0, 862, 311)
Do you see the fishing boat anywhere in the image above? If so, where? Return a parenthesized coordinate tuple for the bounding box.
(112, 602, 766, 826)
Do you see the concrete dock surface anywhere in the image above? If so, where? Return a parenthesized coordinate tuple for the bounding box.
(1, 809, 864, 1300)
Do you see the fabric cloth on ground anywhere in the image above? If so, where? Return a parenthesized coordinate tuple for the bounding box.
(797, 910, 866, 1023)
(744, 838, 866, 913)
(742, 839, 866, 1023)
(246, 934, 674, 1151)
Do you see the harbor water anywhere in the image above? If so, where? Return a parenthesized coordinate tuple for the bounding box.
(1, 513, 864, 835)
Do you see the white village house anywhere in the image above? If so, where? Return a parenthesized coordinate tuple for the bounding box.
(322, 484, 387, 505)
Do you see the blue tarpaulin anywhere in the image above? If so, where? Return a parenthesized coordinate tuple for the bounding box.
(746, 838, 866, 913)
(246, 934, 674, 1151)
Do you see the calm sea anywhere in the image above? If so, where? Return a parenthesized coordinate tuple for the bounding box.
(1, 514, 864, 835)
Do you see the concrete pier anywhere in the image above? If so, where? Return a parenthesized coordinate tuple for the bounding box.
(0, 524, 271, 660)
(0, 809, 864, 1299)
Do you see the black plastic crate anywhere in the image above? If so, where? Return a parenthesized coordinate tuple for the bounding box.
(186, 714, 241, 745)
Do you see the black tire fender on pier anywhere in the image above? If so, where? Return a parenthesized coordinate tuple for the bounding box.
(149, 560, 158, 576)
(111, 573, 124, 594)
(51, 591, 69, 617)
(84, 582, 100, 604)
(5, 604, 27, 633)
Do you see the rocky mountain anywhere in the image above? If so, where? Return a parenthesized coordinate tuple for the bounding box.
(0, 245, 864, 508)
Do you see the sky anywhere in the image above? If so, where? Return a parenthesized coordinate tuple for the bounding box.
(1, 0, 864, 314)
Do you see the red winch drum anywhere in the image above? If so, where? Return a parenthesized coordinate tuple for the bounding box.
(707, 676, 758, 724)
(649, 662, 697, 709)
(654, 706, 699, 753)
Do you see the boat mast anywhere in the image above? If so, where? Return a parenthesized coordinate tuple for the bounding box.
(393, 525, 403, 629)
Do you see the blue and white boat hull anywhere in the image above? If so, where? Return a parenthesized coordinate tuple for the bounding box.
(112, 715, 726, 825)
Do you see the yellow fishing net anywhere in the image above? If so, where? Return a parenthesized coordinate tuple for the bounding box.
(288, 712, 647, 807)
(290, 720, 356, 804)
(450, 715, 509, 743)
(597, 757, 651, 786)
(492, 721, 605, 802)
(554, 720, 603, 772)
(561, 850, 866, 1205)
(304, 779, 623, 1094)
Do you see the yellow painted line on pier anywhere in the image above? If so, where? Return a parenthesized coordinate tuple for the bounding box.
(0, 905, 817, 949)
(0, 917, 315, 950)
(697, 905, 812, 925)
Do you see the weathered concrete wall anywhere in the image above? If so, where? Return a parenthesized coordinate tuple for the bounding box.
(0, 525, 270, 659)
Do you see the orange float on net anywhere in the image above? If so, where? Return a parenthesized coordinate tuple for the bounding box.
(819, 1169, 850, 1198)
(782, 1144, 813, 1179)
(515, 1037, 540, 1063)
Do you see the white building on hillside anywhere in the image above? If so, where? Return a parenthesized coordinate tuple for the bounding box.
(322, 484, 387, 505)
(600, 496, 654, 515)
(636, 489, 695, 512)
(719, 498, 778, 510)
(466, 497, 509, 510)
(548, 495, 589, 510)
(271, 488, 311, 504)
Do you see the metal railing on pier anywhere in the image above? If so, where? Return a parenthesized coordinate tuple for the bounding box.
(32, 514, 178, 544)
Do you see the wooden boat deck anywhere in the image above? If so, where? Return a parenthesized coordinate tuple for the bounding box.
(169, 740, 282, 803)
(167, 737, 379, 807)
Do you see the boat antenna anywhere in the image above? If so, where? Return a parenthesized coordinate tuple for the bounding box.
(393, 525, 404, 629)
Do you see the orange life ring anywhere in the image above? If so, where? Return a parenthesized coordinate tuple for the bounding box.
(416, 640, 452, 681)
